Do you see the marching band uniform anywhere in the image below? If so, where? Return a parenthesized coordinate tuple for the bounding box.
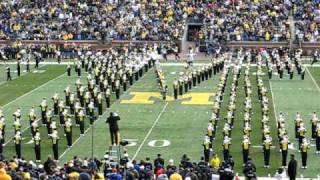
(33, 132, 41, 162)
(51, 130, 59, 160)
(14, 131, 22, 158)
(65, 118, 73, 148)
(40, 99, 48, 125)
(263, 135, 272, 168)
(223, 136, 231, 161)
(52, 93, 59, 115)
(280, 135, 289, 167)
(300, 138, 310, 168)
(242, 136, 251, 165)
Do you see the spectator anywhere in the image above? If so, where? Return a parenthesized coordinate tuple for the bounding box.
(0, 162, 11, 180)
(169, 168, 182, 180)
(210, 153, 221, 169)
(275, 168, 287, 180)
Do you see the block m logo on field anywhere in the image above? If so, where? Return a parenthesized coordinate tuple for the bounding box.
(121, 92, 215, 105)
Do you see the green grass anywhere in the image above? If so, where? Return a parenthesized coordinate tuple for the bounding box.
(0, 64, 320, 177)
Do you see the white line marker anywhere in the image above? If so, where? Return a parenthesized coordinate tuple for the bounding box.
(306, 67, 320, 92)
(269, 81, 279, 124)
(2, 73, 66, 108)
(132, 102, 169, 160)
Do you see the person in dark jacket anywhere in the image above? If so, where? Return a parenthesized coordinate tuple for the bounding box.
(288, 154, 297, 180)
(106, 112, 120, 145)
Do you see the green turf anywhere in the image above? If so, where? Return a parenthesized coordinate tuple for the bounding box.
(1, 64, 320, 178)
(269, 67, 320, 178)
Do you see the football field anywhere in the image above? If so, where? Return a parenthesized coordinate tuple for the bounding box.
(0, 62, 320, 178)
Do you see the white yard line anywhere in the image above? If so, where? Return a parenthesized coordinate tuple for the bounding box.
(268, 80, 279, 123)
(1, 73, 66, 108)
(306, 67, 320, 92)
(132, 102, 169, 160)
(58, 123, 92, 159)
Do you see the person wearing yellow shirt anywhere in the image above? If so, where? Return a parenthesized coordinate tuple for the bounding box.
(170, 170, 182, 180)
(68, 171, 80, 180)
(210, 154, 220, 169)
(265, 31, 270, 41)
(0, 162, 11, 180)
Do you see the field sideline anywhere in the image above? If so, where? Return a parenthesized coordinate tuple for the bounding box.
(0, 62, 320, 177)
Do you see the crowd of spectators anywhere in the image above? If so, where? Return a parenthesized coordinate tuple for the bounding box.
(0, 0, 201, 41)
(0, 153, 237, 180)
(199, 0, 292, 44)
(293, 0, 320, 42)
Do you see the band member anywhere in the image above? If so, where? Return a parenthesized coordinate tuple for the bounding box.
(178, 77, 184, 96)
(280, 135, 290, 167)
(33, 132, 41, 162)
(115, 79, 120, 99)
(46, 109, 53, 135)
(6, 66, 12, 81)
(14, 131, 22, 158)
(79, 85, 85, 107)
(122, 74, 127, 92)
(0, 117, 5, 143)
(203, 134, 211, 163)
(184, 76, 188, 93)
(60, 109, 68, 126)
(300, 138, 310, 169)
(50, 130, 59, 160)
(316, 123, 320, 154)
(13, 108, 21, 121)
(242, 135, 251, 165)
(58, 100, 65, 122)
(97, 92, 103, 115)
(0, 130, 3, 154)
(64, 86, 71, 106)
(79, 109, 86, 135)
(40, 98, 48, 125)
(311, 112, 318, 140)
(17, 60, 21, 76)
(84, 91, 91, 113)
(105, 87, 111, 108)
(52, 93, 59, 115)
(295, 112, 302, 139)
(298, 123, 306, 148)
(31, 120, 39, 137)
(69, 93, 75, 114)
(106, 112, 120, 145)
(74, 101, 81, 126)
(263, 135, 272, 168)
(67, 64, 71, 76)
(65, 118, 73, 148)
(13, 118, 21, 134)
(173, 79, 178, 100)
(223, 136, 231, 161)
(88, 100, 95, 124)
(28, 106, 37, 126)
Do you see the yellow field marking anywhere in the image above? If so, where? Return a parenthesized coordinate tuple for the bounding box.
(121, 92, 215, 105)
(121, 92, 162, 104)
(181, 92, 215, 105)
